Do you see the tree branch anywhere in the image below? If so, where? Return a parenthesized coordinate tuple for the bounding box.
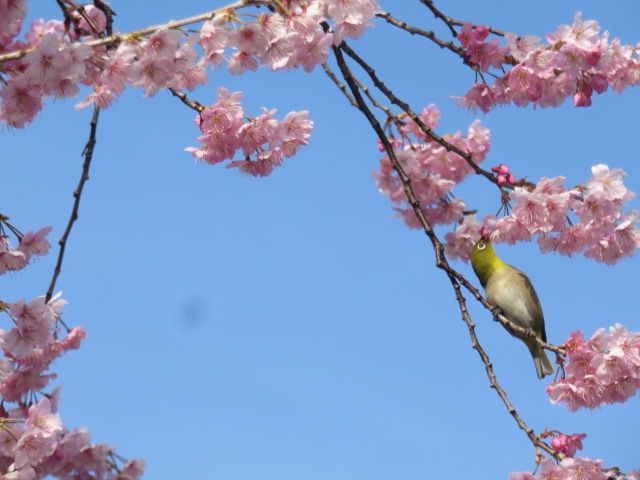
(331, 43, 560, 460)
(418, 0, 506, 37)
(168, 87, 205, 113)
(45, 107, 101, 312)
(417, 0, 459, 37)
(376, 11, 466, 59)
(0, 0, 251, 64)
(321, 62, 357, 108)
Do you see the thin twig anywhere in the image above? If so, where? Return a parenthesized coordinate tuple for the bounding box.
(376, 11, 466, 59)
(321, 63, 357, 108)
(351, 75, 399, 125)
(331, 43, 560, 460)
(0, 0, 251, 64)
(418, 0, 506, 37)
(448, 18, 506, 37)
(417, 0, 458, 37)
(168, 87, 205, 113)
(45, 107, 101, 311)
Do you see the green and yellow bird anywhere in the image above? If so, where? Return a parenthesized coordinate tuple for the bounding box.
(470, 238, 554, 379)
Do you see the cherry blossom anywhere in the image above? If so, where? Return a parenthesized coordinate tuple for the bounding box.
(0, 288, 142, 479)
(374, 106, 490, 231)
(0, 0, 26, 50)
(547, 324, 640, 411)
(443, 165, 640, 264)
(0, 222, 51, 276)
(458, 13, 640, 111)
(510, 457, 607, 480)
(186, 87, 313, 177)
(550, 432, 587, 457)
(457, 23, 509, 73)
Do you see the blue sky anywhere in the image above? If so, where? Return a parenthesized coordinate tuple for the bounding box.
(2, 1, 639, 478)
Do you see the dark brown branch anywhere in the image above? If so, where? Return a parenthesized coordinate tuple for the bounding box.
(45, 107, 101, 312)
(331, 43, 560, 460)
(63, 0, 102, 35)
(417, 0, 458, 37)
(168, 88, 205, 113)
(338, 41, 502, 188)
(377, 11, 466, 59)
(418, 0, 506, 37)
(93, 0, 116, 37)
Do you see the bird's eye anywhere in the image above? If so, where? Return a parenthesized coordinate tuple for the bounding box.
(477, 241, 486, 251)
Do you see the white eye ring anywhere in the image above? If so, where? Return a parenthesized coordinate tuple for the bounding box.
(477, 242, 487, 250)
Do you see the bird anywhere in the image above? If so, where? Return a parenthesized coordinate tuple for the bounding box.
(470, 238, 554, 379)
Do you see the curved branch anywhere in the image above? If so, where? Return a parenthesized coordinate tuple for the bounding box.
(376, 11, 467, 59)
(331, 43, 560, 460)
(418, 0, 506, 37)
(168, 87, 205, 113)
(45, 107, 101, 311)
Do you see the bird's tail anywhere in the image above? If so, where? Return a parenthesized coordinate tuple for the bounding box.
(528, 343, 555, 379)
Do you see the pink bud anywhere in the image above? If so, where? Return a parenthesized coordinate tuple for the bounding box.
(591, 74, 608, 94)
(491, 163, 510, 175)
(584, 49, 602, 67)
(474, 25, 490, 42)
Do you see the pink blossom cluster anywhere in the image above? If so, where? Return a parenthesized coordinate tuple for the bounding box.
(546, 324, 640, 411)
(456, 23, 509, 73)
(0, 0, 26, 50)
(492, 163, 515, 186)
(185, 87, 313, 177)
(76, 28, 207, 109)
(0, 0, 379, 126)
(444, 164, 640, 264)
(0, 294, 83, 403)
(0, 19, 95, 127)
(0, 397, 144, 480)
(549, 432, 586, 457)
(0, 222, 51, 275)
(457, 13, 640, 112)
(0, 293, 144, 479)
(373, 105, 490, 228)
(510, 457, 639, 480)
(199, 0, 377, 75)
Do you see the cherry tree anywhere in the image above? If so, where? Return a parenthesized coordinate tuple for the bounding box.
(0, 0, 639, 478)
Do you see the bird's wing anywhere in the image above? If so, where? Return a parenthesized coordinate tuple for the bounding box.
(512, 267, 547, 342)
(485, 265, 547, 342)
